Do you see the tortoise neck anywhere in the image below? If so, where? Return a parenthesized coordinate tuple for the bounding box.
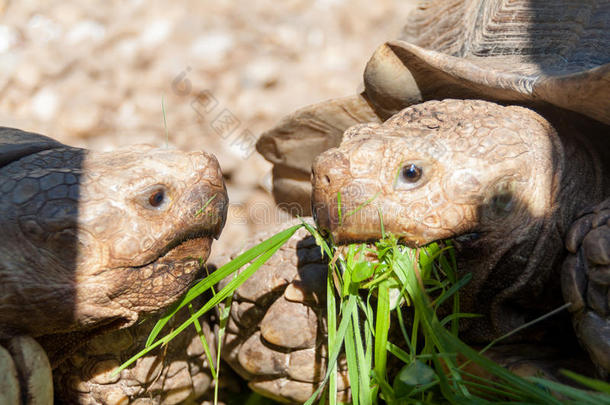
(553, 110, 608, 234)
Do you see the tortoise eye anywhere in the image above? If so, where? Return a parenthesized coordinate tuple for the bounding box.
(400, 164, 422, 183)
(148, 189, 165, 207)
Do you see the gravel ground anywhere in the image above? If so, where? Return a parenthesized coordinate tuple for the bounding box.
(0, 0, 416, 259)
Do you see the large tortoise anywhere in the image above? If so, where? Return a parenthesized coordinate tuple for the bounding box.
(216, 0, 610, 402)
(0, 127, 230, 404)
(257, 0, 609, 214)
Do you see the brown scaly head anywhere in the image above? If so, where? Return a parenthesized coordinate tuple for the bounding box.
(0, 137, 228, 339)
(312, 99, 578, 340)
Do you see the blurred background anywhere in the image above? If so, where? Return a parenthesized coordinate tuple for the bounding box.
(0, 0, 415, 259)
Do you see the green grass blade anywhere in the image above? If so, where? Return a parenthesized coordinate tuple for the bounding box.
(458, 378, 525, 400)
(561, 369, 610, 394)
(433, 273, 472, 309)
(439, 312, 481, 327)
(304, 295, 358, 405)
(344, 191, 380, 219)
(145, 224, 302, 347)
(195, 193, 217, 217)
(326, 260, 338, 405)
(352, 308, 371, 405)
(431, 324, 562, 404)
(478, 303, 571, 357)
(300, 220, 334, 259)
(528, 377, 610, 404)
(372, 370, 394, 402)
(374, 279, 391, 383)
(337, 191, 343, 226)
(162, 94, 169, 147)
(385, 341, 409, 363)
(188, 303, 216, 380)
(344, 314, 360, 405)
(214, 284, 235, 405)
(116, 230, 296, 376)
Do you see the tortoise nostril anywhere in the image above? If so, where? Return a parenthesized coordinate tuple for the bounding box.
(323, 175, 331, 186)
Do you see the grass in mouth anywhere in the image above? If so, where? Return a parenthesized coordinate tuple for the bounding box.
(114, 221, 610, 405)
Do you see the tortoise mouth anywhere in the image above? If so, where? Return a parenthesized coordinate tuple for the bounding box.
(156, 231, 215, 264)
(141, 235, 213, 292)
(105, 234, 214, 316)
(316, 221, 481, 250)
(128, 225, 216, 272)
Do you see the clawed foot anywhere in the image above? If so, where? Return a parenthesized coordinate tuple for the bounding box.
(0, 336, 53, 405)
(562, 198, 610, 378)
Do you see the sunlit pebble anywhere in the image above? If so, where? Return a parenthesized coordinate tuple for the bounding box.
(116, 102, 140, 129)
(315, 0, 347, 6)
(31, 87, 59, 121)
(27, 14, 62, 43)
(15, 63, 41, 89)
(307, 28, 325, 48)
(139, 19, 172, 47)
(242, 60, 278, 88)
(190, 32, 234, 61)
(66, 20, 106, 45)
(116, 38, 138, 60)
(275, 25, 300, 47)
(322, 46, 349, 71)
(59, 103, 101, 136)
(0, 25, 18, 53)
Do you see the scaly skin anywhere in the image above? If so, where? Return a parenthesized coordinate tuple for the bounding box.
(0, 127, 228, 404)
(53, 298, 246, 404)
(562, 198, 610, 379)
(312, 99, 608, 350)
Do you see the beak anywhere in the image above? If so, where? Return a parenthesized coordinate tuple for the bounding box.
(195, 183, 229, 240)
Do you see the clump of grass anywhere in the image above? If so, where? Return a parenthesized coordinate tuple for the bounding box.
(114, 220, 609, 405)
(303, 222, 610, 405)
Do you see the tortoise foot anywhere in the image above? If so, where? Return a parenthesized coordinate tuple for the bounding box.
(52, 309, 239, 404)
(562, 198, 610, 378)
(0, 336, 53, 405)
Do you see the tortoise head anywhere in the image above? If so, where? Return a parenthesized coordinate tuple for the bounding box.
(0, 139, 228, 337)
(312, 99, 559, 249)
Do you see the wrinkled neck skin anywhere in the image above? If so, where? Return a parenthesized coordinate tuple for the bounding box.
(475, 109, 608, 342)
(312, 100, 607, 342)
(0, 144, 227, 342)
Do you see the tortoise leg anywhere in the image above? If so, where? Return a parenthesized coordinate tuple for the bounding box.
(0, 336, 53, 405)
(562, 198, 610, 378)
(52, 303, 241, 404)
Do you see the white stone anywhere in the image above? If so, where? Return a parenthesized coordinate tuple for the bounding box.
(139, 19, 172, 47)
(66, 20, 106, 44)
(0, 25, 18, 53)
(190, 32, 233, 61)
(242, 59, 278, 88)
(27, 14, 62, 43)
(30, 87, 59, 121)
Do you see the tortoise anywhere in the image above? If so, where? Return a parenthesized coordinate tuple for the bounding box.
(257, 0, 610, 215)
(0, 127, 230, 404)
(216, 0, 610, 402)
